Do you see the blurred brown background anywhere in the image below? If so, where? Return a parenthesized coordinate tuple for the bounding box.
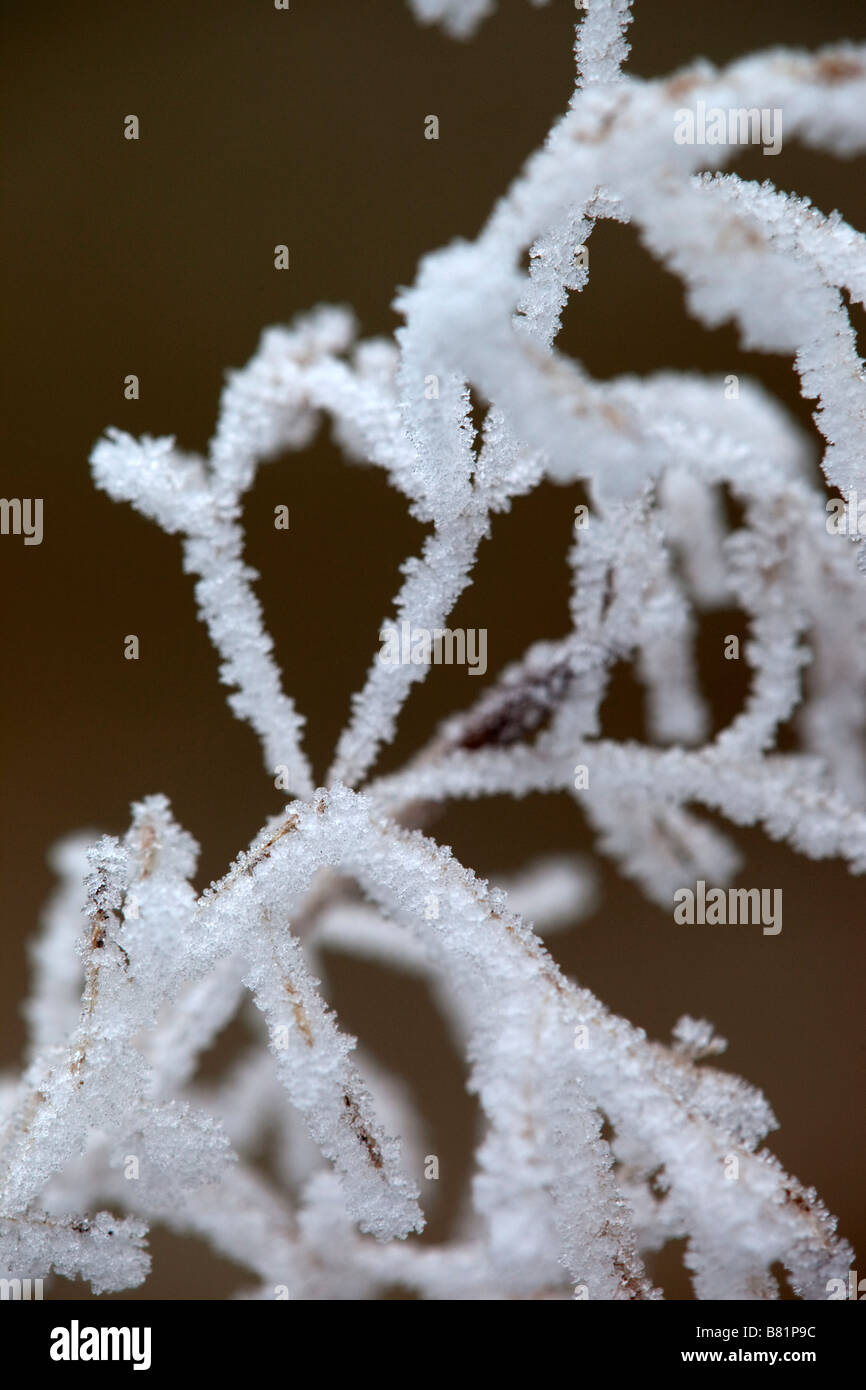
(2, 0, 864, 1298)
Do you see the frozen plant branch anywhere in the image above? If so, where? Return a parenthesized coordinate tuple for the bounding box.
(2, 0, 863, 1299)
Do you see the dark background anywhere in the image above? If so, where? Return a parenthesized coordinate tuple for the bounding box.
(2, 0, 864, 1298)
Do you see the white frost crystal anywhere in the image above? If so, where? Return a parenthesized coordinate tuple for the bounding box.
(1, 0, 862, 1299)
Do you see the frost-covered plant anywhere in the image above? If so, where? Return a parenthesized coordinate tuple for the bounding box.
(2, 0, 864, 1300)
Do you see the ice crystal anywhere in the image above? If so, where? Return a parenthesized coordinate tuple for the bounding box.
(1, 0, 864, 1299)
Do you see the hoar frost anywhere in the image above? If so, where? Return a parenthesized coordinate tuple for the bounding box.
(2, 0, 864, 1299)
